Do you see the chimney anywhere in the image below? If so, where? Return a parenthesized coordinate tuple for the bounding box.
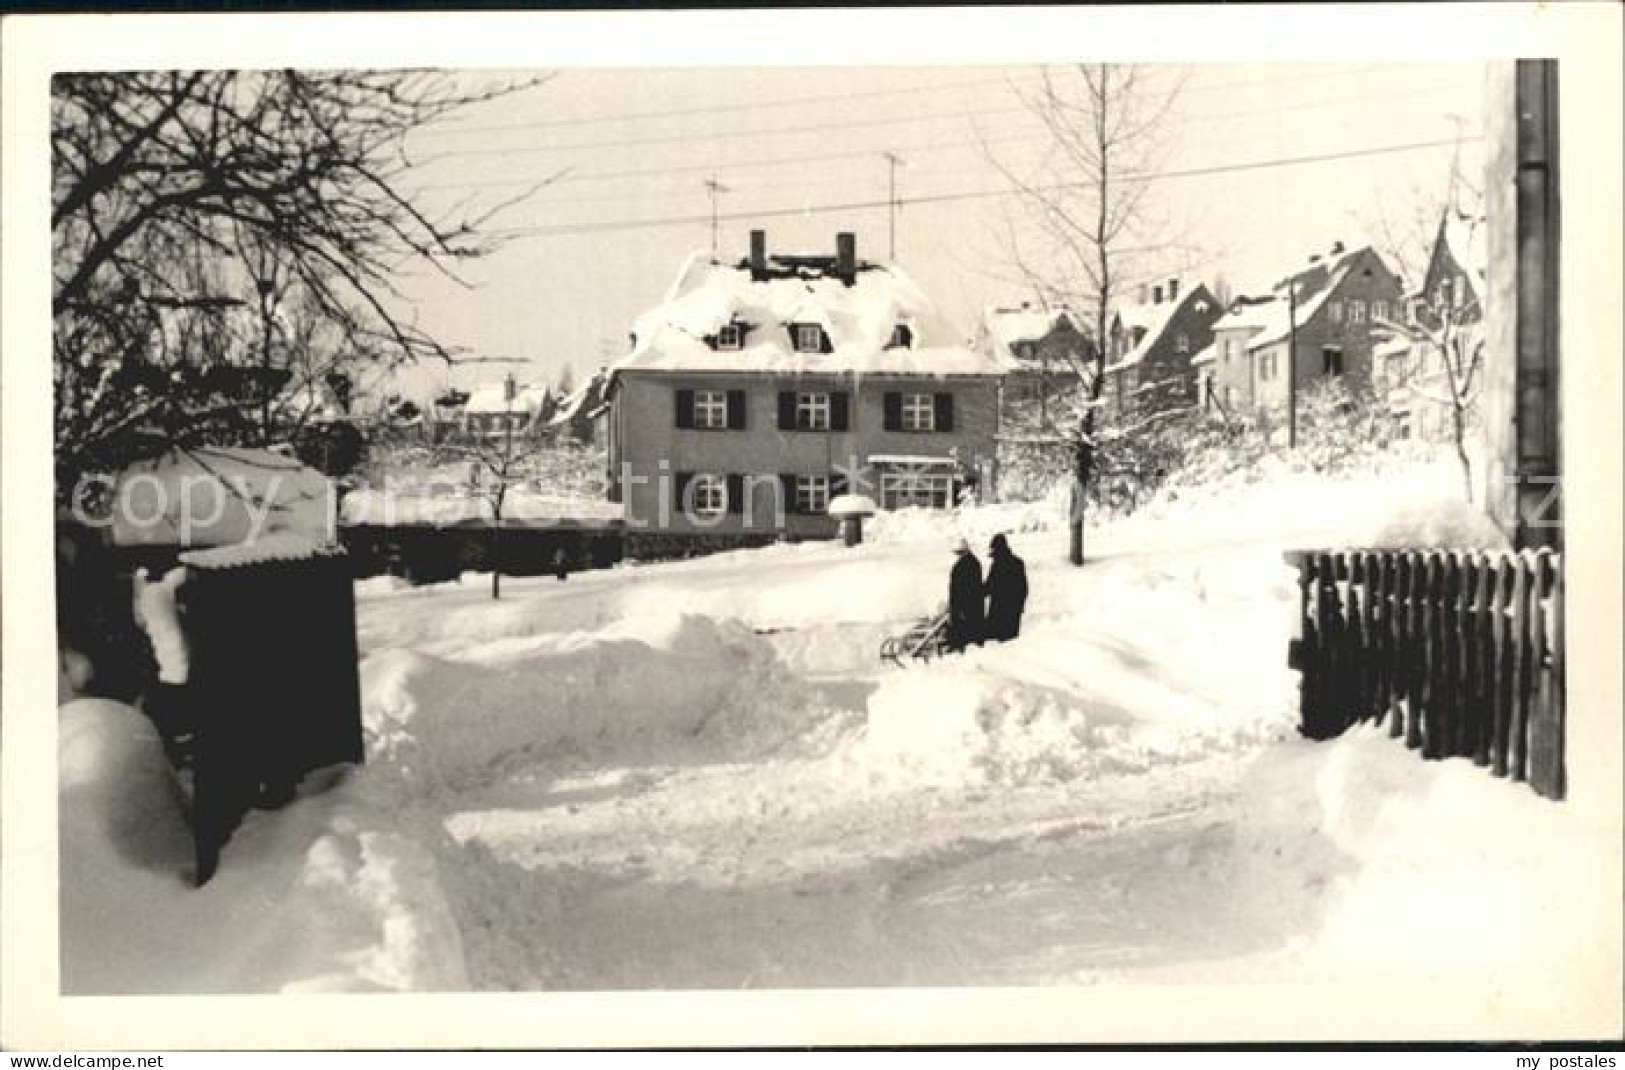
(1330, 239, 1345, 256)
(1152, 284, 1163, 305)
(749, 229, 767, 281)
(835, 232, 856, 285)
(1167, 278, 1179, 301)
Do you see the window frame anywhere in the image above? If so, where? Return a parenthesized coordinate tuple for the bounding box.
(690, 473, 727, 518)
(796, 391, 831, 431)
(900, 392, 935, 432)
(795, 474, 831, 515)
(880, 471, 954, 510)
(793, 324, 824, 354)
(693, 389, 728, 430)
(1348, 299, 1366, 325)
(716, 323, 743, 351)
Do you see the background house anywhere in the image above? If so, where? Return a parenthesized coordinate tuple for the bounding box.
(606, 230, 1012, 540)
(1207, 242, 1405, 420)
(980, 303, 1089, 431)
(461, 381, 555, 442)
(1374, 208, 1488, 442)
(1104, 279, 1221, 417)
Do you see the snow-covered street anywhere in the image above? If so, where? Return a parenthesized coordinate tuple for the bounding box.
(60, 459, 1616, 1004)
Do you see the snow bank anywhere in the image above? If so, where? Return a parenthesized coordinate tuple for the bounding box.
(361, 612, 834, 794)
(59, 698, 469, 995)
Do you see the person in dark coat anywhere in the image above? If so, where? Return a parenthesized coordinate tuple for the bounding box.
(945, 537, 985, 653)
(983, 534, 1028, 642)
(552, 547, 570, 582)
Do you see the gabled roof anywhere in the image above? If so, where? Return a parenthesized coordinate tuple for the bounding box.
(619, 250, 1010, 377)
(548, 367, 612, 428)
(1439, 210, 1488, 305)
(981, 304, 1084, 360)
(465, 381, 552, 416)
(1105, 285, 1213, 372)
(1211, 244, 1377, 352)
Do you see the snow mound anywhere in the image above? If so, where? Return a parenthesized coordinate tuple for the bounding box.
(843, 657, 1286, 789)
(361, 612, 832, 793)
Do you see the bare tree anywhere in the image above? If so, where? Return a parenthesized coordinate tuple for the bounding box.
(1376, 275, 1485, 501)
(437, 377, 543, 600)
(991, 64, 1185, 564)
(52, 69, 554, 492)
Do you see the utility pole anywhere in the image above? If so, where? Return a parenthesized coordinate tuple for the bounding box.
(703, 174, 730, 254)
(882, 152, 907, 261)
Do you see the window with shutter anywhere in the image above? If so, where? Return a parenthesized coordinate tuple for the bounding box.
(692, 390, 727, 429)
(901, 393, 934, 432)
(796, 392, 830, 430)
(777, 391, 796, 431)
(725, 474, 745, 514)
(675, 389, 696, 429)
(688, 474, 725, 518)
(932, 392, 954, 432)
(726, 390, 746, 430)
(794, 475, 830, 515)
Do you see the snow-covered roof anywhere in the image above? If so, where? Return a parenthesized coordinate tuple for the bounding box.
(112, 447, 335, 548)
(826, 493, 877, 518)
(619, 250, 1011, 378)
(1105, 299, 1184, 372)
(867, 454, 958, 467)
(180, 532, 344, 570)
(1189, 341, 1218, 367)
(547, 368, 611, 428)
(980, 304, 1083, 361)
(466, 382, 552, 416)
(1442, 211, 1488, 304)
(1212, 244, 1373, 353)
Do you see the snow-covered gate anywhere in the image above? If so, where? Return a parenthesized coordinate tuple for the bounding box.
(1287, 548, 1565, 799)
(178, 541, 365, 884)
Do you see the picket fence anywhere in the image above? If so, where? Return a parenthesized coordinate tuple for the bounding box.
(1286, 547, 1566, 800)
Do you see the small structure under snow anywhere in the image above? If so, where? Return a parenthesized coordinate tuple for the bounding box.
(826, 492, 877, 547)
(606, 230, 1011, 541)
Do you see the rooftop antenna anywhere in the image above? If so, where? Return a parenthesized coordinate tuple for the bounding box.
(703, 174, 730, 254)
(883, 151, 909, 261)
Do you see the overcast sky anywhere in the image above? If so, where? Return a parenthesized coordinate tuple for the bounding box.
(385, 61, 1486, 404)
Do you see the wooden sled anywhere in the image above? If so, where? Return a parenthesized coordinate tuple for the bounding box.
(879, 609, 950, 667)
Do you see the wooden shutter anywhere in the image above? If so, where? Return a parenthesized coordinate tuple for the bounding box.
(830, 391, 850, 432)
(726, 473, 745, 514)
(674, 471, 693, 511)
(883, 392, 903, 431)
(819, 329, 834, 354)
(933, 392, 955, 432)
(830, 469, 850, 496)
(675, 389, 695, 429)
(778, 392, 796, 431)
(780, 474, 799, 515)
(726, 389, 747, 430)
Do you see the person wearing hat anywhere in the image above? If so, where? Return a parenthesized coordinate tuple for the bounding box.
(983, 533, 1028, 642)
(945, 535, 985, 653)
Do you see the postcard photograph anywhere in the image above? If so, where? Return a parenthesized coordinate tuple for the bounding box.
(4, 3, 1622, 1050)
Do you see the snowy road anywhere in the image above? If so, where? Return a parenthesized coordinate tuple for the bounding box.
(64, 459, 1615, 1014)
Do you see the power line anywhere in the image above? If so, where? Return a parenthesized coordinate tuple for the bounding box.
(413, 62, 1396, 141)
(407, 78, 1481, 193)
(484, 134, 1481, 241)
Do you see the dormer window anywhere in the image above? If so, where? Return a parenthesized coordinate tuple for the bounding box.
(793, 324, 824, 353)
(888, 324, 914, 349)
(716, 323, 743, 351)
